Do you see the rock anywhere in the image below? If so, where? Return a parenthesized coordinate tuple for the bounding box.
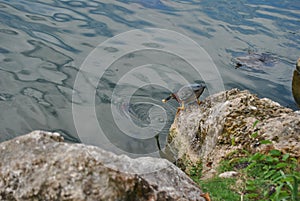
(166, 89, 300, 179)
(232, 51, 278, 69)
(292, 58, 300, 107)
(0, 131, 205, 201)
(218, 171, 239, 179)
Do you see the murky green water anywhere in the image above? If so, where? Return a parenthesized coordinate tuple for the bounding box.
(0, 0, 299, 156)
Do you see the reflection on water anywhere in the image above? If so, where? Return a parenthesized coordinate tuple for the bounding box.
(0, 0, 299, 155)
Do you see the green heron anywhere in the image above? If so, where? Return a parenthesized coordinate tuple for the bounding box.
(162, 83, 206, 113)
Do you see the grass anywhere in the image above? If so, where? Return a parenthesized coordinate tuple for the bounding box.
(200, 178, 241, 201)
(189, 149, 300, 201)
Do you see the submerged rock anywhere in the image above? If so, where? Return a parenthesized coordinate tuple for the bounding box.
(167, 89, 300, 178)
(0, 131, 205, 201)
(232, 51, 278, 69)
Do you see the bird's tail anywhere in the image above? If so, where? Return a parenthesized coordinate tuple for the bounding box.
(162, 94, 172, 103)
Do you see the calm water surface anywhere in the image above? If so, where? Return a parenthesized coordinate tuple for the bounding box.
(0, 0, 299, 156)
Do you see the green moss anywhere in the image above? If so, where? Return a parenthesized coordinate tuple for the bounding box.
(175, 153, 202, 175)
(167, 128, 177, 143)
(188, 160, 202, 178)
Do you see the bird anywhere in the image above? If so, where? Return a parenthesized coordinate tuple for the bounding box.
(162, 83, 206, 114)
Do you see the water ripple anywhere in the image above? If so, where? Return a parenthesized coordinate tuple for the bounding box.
(0, 0, 299, 149)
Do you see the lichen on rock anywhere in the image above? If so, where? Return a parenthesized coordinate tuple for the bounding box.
(166, 89, 300, 178)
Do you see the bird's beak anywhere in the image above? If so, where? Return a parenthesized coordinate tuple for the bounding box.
(162, 94, 172, 103)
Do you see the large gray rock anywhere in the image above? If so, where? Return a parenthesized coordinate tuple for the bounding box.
(292, 58, 300, 107)
(0, 131, 205, 201)
(167, 89, 300, 178)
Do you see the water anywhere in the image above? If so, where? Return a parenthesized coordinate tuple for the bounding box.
(0, 0, 299, 157)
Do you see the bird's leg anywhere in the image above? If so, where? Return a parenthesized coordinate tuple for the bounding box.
(176, 101, 185, 114)
(197, 99, 202, 105)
